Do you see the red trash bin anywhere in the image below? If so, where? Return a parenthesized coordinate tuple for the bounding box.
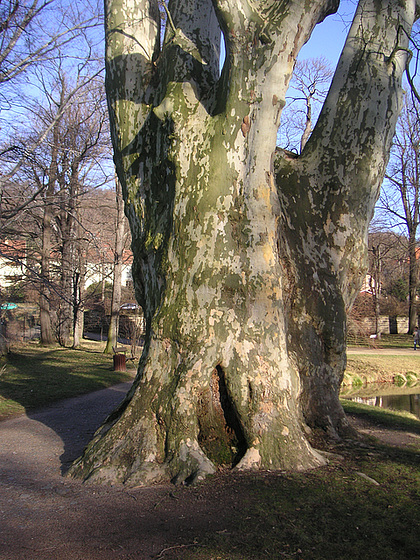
(113, 352, 126, 372)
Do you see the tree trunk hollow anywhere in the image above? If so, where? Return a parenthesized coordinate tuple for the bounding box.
(197, 365, 247, 469)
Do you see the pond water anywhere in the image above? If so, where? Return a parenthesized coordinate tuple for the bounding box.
(340, 384, 420, 419)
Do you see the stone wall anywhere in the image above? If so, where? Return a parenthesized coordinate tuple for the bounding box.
(350, 315, 409, 336)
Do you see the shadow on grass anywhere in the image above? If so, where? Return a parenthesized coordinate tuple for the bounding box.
(175, 451, 420, 560)
(169, 405, 420, 560)
(0, 347, 133, 412)
(0, 346, 134, 473)
(342, 400, 420, 436)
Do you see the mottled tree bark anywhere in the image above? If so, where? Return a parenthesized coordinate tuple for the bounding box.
(408, 232, 419, 333)
(70, 0, 419, 486)
(40, 188, 55, 346)
(58, 172, 78, 348)
(73, 241, 86, 349)
(277, 0, 419, 435)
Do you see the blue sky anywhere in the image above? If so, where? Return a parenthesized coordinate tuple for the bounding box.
(299, 1, 357, 65)
(219, 1, 357, 73)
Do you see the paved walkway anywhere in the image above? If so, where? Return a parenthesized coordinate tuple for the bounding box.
(347, 347, 418, 355)
(0, 382, 134, 477)
(0, 382, 171, 560)
(0, 381, 240, 560)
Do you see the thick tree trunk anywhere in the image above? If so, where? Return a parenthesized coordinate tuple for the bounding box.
(58, 171, 79, 347)
(371, 246, 382, 339)
(73, 262, 85, 349)
(72, 209, 86, 349)
(277, 0, 416, 434)
(40, 212, 55, 346)
(59, 226, 73, 347)
(70, 0, 418, 486)
(40, 130, 59, 346)
(73, 304, 84, 348)
(300, 97, 312, 153)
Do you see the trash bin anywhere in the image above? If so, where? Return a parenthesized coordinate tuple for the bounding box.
(113, 352, 126, 372)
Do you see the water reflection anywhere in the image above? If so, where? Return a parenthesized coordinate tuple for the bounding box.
(340, 383, 420, 419)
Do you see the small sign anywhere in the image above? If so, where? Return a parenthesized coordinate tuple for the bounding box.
(1, 303, 18, 310)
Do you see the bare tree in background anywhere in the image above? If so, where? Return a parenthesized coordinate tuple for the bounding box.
(378, 92, 420, 334)
(0, 0, 98, 89)
(0, 0, 103, 237)
(104, 175, 128, 354)
(278, 57, 334, 153)
(4, 64, 112, 345)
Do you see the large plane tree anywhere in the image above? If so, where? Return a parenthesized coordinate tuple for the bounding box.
(70, 0, 419, 485)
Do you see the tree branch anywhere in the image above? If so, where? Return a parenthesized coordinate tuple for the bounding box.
(300, 0, 416, 211)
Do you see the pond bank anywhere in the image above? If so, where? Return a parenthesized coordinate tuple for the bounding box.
(343, 349, 420, 388)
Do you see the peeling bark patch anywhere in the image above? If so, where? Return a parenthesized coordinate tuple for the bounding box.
(241, 115, 250, 136)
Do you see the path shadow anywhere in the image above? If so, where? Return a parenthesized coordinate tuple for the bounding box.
(27, 382, 133, 474)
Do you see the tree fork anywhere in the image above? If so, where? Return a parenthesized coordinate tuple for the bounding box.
(70, 0, 419, 485)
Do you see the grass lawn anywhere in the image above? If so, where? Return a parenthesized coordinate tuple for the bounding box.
(345, 354, 420, 385)
(177, 402, 420, 560)
(345, 334, 420, 385)
(0, 338, 418, 560)
(0, 341, 136, 420)
(348, 333, 414, 348)
(375, 334, 414, 348)
(181, 460, 419, 560)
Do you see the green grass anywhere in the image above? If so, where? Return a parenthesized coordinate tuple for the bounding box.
(344, 355, 420, 386)
(342, 399, 420, 434)
(178, 461, 419, 560)
(348, 333, 413, 349)
(0, 341, 136, 420)
(375, 334, 413, 348)
(174, 403, 420, 560)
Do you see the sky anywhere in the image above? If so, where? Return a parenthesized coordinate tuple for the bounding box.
(219, 1, 357, 71)
(278, 1, 358, 150)
(299, 1, 357, 65)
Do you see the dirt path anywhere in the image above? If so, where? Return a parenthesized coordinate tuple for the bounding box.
(0, 382, 418, 560)
(0, 383, 245, 560)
